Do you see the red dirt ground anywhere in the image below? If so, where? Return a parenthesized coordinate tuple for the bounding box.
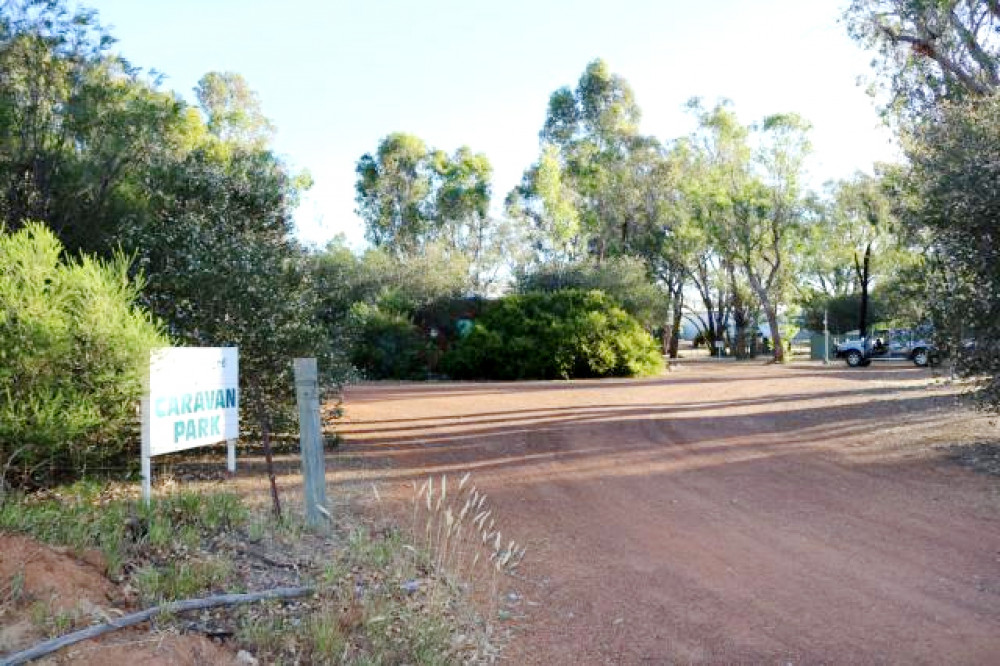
(0, 535, 238, 665)
(337, 362, 1000, 665)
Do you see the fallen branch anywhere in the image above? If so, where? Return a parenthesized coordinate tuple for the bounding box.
(0, 585, 315, 666)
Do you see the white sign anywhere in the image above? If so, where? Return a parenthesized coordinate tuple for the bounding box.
(148, 347, 239, 456)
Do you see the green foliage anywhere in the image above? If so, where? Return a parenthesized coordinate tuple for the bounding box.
(195, 71, 274, 146)
(443, 290, 663, 380)
(515, 257, 669, 329)
(0, 223, 168, 488)
(903, 92, 1000, 407)
(134, 558, 233, 603)
(119, 112, 338, 438)
(349, 302, 428, 380)
(0, 1, 338, 444)
(312, 242, 473, 380)
(800, 291, 889, 335)
(0, 1, 190, 255)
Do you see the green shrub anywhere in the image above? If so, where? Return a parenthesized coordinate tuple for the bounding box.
(349, 302, 428, 379)
(0, 223, 168, 488)
(443, 290, 663, 380)
(516, 257, 669, 329)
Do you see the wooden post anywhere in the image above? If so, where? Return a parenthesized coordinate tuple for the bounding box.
(294, 358, 327, 528)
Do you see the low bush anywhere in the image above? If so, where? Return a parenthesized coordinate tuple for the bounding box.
(0, 223, 168, 488)
(443, 290, 663, 380)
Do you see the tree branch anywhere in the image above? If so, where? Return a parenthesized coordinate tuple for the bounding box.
(948, 7, 999, 86)
(880, 26, 992, 95)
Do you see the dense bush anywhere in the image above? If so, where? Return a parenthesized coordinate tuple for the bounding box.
(442, 290, 663, 380)
(0, 223, 168, 488)
(515, 257, 669, 329)
(349, 302, 428, 380)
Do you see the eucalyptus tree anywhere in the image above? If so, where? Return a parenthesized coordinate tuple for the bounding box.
(847, 0, 1000, 408)
(822, 173, 905, 334)
(505, 144, 585, 263)
(355, 132, 435, 252)
(680, 102, 811, 361)
(679, 101, 754, 354)
(736, 113, 812, 362)
(844, 0, 1000, 121)
(355, 134, 506, 291)
(195, 71, 275, 147)
(514, 59, 644, 261)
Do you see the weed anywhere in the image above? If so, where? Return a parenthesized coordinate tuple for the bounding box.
(9, 571, 24, 603)
(304, 606, 349, 662)
(134, 558, 233, 603)
(0, 483, 249, 580)
(237, 613, 290, 655)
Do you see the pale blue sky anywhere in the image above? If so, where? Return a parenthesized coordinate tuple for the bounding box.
(89, 0, 896, 249)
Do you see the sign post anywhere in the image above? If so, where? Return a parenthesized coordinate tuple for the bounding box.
(294, 358, 327, 528)
(142, 347, 239, 504)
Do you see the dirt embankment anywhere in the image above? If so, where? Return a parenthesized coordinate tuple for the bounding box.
(0, 533, 238, 665)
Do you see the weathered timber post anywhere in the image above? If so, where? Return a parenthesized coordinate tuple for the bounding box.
(294, 358, 328, 528)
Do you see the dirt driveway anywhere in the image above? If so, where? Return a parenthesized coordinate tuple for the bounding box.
(336, 362, 1000, 664)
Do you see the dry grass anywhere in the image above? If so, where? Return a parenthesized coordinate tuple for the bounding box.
(402, 473, 526, 620)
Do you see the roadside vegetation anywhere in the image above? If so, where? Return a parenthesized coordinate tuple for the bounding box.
(0, 480, 508, 663)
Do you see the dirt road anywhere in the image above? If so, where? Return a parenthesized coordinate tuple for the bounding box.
(337, 363, 1000, 664)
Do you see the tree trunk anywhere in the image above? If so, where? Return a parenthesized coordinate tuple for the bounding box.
(668, 288, 683, 359)
(259, 413, 282, 518)
(763, 303, 783, 363)
(748, 271, 783, 363)
(855, 242, 872, 336)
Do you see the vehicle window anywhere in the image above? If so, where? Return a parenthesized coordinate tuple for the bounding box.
(889, 330, 909, 347)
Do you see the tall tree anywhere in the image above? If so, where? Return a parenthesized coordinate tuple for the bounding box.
(825, 173, 900, 335)
(195, 71, 274, 147)
(524, 59, 644, 260)
(355, 132, 433, 252)
(844, 0, 1000, 120)
(903, 93, 1000, 404)
(737, 113, 812, 362)
(355, 134, 506, 292)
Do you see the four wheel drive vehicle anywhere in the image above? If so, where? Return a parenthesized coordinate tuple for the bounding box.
(834, 327, 939, 368)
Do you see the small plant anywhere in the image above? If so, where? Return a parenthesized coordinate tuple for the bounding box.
(134, 558, 234, 603)
(303, 606, 349, 662)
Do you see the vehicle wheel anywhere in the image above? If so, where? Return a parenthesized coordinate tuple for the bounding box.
(912, 349, 929, 367)
(846, 350, 863, 367)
